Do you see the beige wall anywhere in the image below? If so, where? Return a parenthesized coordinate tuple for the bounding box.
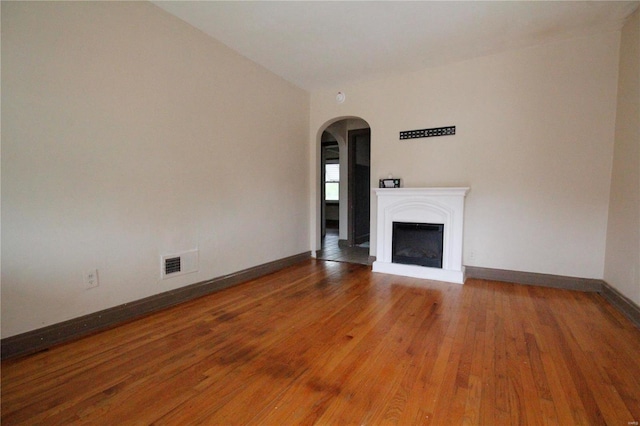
(605, 9, 640, 305)
(310, 31, 621, 280)
(1, 2, 310, 337)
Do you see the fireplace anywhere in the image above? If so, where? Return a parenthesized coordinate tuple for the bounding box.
(372, 187, 469, 284)
(392, 222, 444, 268)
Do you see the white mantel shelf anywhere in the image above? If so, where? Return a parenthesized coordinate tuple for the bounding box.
(372, 187, 470, 284)
(373, 187, 470, 197)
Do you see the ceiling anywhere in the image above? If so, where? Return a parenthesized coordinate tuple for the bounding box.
(152, 1, 639, 91)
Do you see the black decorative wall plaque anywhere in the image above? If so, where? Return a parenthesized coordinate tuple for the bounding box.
(399, 126, 456, 140)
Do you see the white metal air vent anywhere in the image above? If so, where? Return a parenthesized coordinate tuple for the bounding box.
(161, 249, 199, 279)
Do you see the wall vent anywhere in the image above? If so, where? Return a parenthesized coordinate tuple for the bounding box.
(164, 257, 181, 275)
(399, 125, 456, 140)
(161, 249, 198, 280)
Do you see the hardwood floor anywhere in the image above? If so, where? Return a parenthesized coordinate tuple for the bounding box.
(2, 259, 640, 425)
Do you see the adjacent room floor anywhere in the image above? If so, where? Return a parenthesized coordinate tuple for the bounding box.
(315, 227, 370, 265)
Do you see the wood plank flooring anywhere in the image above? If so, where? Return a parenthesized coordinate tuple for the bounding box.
(2, 259, 640, 425)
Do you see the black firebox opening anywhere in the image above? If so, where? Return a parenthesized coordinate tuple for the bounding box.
(392, 222, 444, 268)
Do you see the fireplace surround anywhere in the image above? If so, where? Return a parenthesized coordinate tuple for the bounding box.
(372, 187, 469, 284)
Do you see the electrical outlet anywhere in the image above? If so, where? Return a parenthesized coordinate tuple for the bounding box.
(84, 269, 99, 289)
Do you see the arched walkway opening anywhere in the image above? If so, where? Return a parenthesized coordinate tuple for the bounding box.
(314, 117, 371, 265)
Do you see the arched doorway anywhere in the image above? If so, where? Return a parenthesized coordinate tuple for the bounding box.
(315, 117, 371, 265)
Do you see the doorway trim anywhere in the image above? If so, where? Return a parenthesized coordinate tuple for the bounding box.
(348, 128, 371, 246)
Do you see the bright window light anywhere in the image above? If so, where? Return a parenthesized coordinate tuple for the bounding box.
(325, 163, 339, 201)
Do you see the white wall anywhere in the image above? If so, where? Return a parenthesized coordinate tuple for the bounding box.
(1, 2, 310, 338)
(605, 8, 640, 305)
(310, 31, 621, 280)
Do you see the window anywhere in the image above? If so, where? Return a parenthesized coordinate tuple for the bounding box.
(325, 163, 339, 201)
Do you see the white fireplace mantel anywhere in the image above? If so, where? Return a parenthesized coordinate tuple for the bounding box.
(372, 187, 470, 284)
